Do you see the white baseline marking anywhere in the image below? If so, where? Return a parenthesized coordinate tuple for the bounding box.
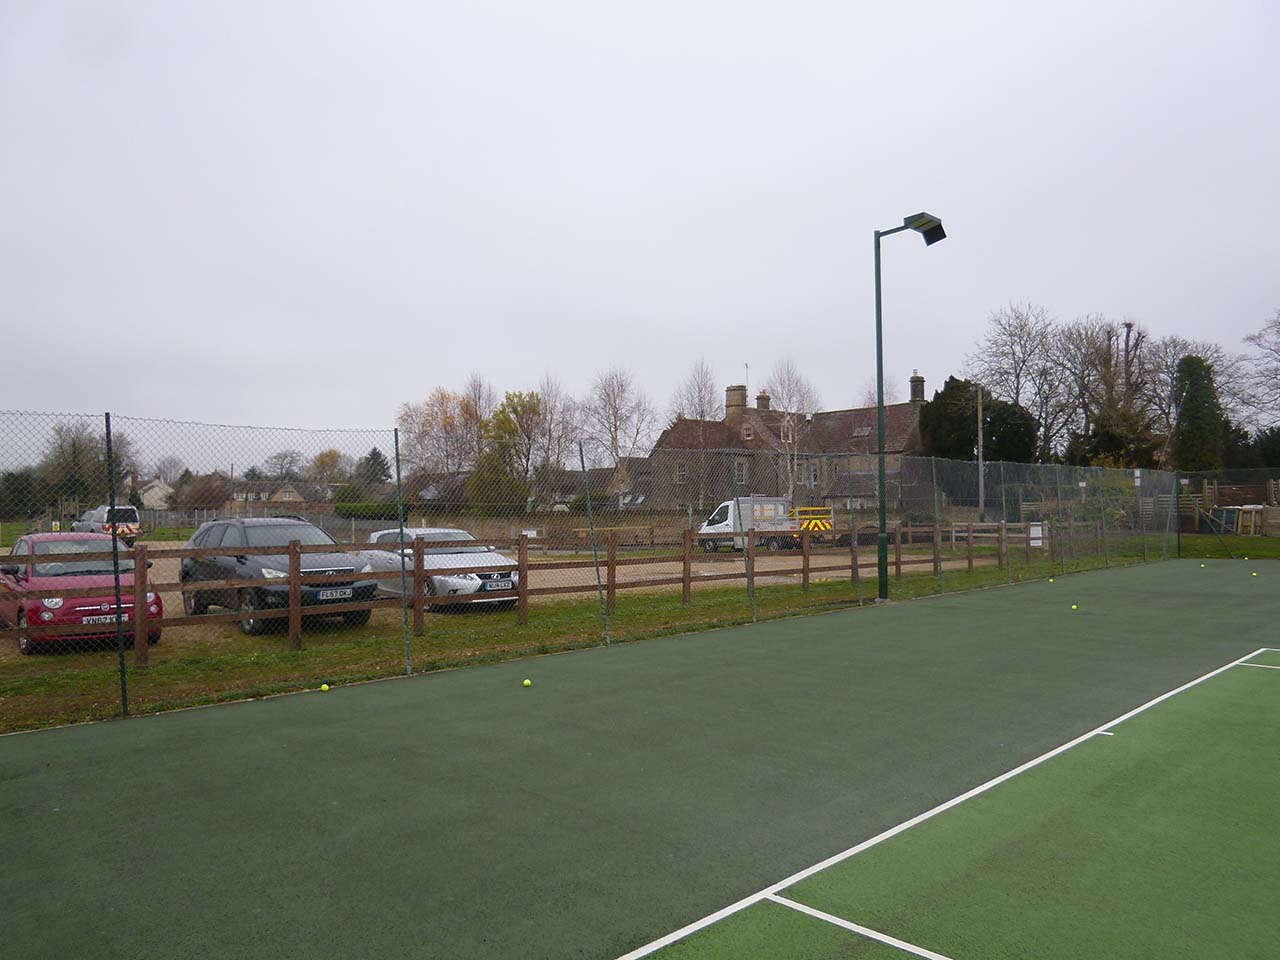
(767, 895, 956, 960)
(1241, 662, 1280, 670)
(1097, 730, 1115, 736)
(615, 647, 1268, 960)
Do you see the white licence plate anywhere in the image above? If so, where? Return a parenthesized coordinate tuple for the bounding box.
(83, 614, 127, 624)
(318, 588, 353, 601)
(483, 580, 513, 592)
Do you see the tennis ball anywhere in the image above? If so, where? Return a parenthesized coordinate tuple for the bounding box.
(1200, 563, 1206, 568)
(320, 683, 329, 692)
(522, 678, 532, 687)
(1252, 572, 1259, 577)
(1048, 577, 1054, 583)
(1071, 604, 1078, 611)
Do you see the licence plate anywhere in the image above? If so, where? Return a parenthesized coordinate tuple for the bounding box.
(83, 614, 127, 624)
(483, 580, 513, 592)
(318, 588, 353, 601)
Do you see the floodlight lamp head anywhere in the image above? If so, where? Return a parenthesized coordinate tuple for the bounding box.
(903, 212, 946, 246)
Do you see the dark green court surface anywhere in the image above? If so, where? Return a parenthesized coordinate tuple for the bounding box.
(2, 560, 1275, 959)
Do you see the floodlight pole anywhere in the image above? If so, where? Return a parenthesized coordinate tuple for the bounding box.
(874, 226, 907, 600)
(873, 213, 945, 602)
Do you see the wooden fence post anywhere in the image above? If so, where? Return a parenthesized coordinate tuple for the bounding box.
(288, 539, 302, 651)
(966, 522, 974, 573)
(1047, 522, 1055, 564)
(932, 524, 941, 575)
(1024, 522, 1032, 564)
(801, 528, 811, 592)
(132, 544, 149, 667)
(412, 537, 426, 636)
(681, 528, 692, 604)
(850, 528, 860, 586)
(894, 522, 903, 579)
(517, 534, 529, 625)
(746, 528, 757, 587)
(997, 521, 1006, 569)
(606, 532, 617, 614)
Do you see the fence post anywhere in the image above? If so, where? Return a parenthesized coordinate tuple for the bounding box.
(997, 521, 1007, 570)
(576, 442, 610, 645)
(393, 426, 411, 674)
(1025, 522, 1032, 564)
(850, 527, 860, 587)
(746, 528, 758, 620)
(412, 537, 426, 636)
(894, 521, 902, 579)
(104, 412, 128, 718)
(606, 532, 617, 614)
(681, 527, 692, 605)
(288, 540, 302, 650)
(133, 544, 149, 667)
(517, 534, 529, 625)
(801, 528, 811, 592)
(932, 524, 941, 575)
(966, 522, 974, 573)
(1047, 521, 1055, 564)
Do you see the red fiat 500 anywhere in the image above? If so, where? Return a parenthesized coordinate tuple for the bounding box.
(0, 533, 162, 654)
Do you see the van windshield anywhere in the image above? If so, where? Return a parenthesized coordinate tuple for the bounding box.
(706, 505, 730, 525)
(106, 507, 139, 523)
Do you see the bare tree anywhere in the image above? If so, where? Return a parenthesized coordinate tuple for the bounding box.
(670, 358, 723, 508)
(532, 373, 580, 472)
(459, 372, 498, 467)
(398, 387, 468, 471)
(583, 365, 657, 467)
(1243, 308, 1280, 424)
(153, 456, 186, 485)
(763, 357, 820, 499)
(968, 303, 1072, 460)
(857, 380, 901, 408)
(1052, 315, 1111, 440)
(262, 450, 304, 481)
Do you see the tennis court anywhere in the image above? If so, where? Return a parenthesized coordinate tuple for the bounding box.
(2, 559, 1274, 959)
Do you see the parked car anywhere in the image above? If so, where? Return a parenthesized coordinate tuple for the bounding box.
(0, 533, 162, 654)
(358, 527, 518, 609)
(71, 505, 142, 545)
(179, 517, 379, 635)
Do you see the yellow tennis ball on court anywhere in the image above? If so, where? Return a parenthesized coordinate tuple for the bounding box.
(523, 678, 532, 687)
(1048, 578, 1054, 583)
(1200, 563, 1205, 568)
(320, 683, 329, 692)
(1252, 572, 1259, 577)
(1071, 604, 1078, 611)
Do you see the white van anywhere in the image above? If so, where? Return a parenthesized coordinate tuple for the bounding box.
(697, 496, 799, 552)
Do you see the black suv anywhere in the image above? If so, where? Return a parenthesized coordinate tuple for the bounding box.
(180, 517, 378, 635)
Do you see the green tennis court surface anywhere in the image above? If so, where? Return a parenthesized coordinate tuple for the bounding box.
(2, 560, 1274, 959)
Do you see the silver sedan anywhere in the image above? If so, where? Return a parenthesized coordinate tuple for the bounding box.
(358, 527, 519, 608)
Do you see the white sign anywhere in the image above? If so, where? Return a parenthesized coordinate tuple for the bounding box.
(1028, 522, 1044, 548)
(1133, 478, 1142, 487)
(1077, 481, 1087, 488)
(1179, 478, 1190, 486)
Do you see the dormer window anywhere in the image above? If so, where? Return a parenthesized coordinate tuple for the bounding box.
(780, 422, 794, 443)
(742, 424, 754, 440)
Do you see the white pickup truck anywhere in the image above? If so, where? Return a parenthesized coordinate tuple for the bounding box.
(697, 496, 798, 552)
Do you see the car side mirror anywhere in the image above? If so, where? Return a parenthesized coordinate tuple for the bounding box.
(0, 564, 18, 577)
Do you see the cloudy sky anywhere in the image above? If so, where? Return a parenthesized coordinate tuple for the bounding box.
(3, 0, 1277, 431)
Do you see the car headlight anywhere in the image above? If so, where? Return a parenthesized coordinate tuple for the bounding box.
(146, 592, 156, 603)
(42, 597, 64, 609)
(361, 563, 374, 574)
(262, 568, 288, 579)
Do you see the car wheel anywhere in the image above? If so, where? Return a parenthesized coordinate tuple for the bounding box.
(700, 539, 717, 553)
(342, 610, 371, 628)
(182, 587, 207, 616)
(238, 589, 266, 636)
(17, 611, 33, 655)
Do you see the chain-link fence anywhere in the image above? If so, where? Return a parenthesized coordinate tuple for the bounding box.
(3, 410, 1273, 732)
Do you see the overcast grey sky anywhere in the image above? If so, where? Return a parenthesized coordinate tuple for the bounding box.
(3, 0, 1277, 430)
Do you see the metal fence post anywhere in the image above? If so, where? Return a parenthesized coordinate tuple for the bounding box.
(393, 428, 411, 674)
(1000, 462, 1012, 584)
(577, 442, 611, 644)
(288, 540, 302, 650)
(133, 544, 149, 667)
(105, 412, 128, 718)
(606, 532, 618, 615)
(732, 485, 756, 622)
(930, 456, 945, 591)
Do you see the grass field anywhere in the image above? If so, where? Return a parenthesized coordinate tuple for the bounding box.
(2, 559, 1274, 959)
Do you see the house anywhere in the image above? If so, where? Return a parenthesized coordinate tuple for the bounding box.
(639, 373, 930, 511)
(130, 476, 174, 510)
(223, 479, 340, 516)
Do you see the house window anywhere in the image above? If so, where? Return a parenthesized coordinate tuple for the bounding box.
(282, 491, 294, 500)
(734, 460, 749, 485)
(809, 463, 820, 487)
(780, 422, 793, 443)
(742, 424, 754, 440)
(675, 463, 688, 485)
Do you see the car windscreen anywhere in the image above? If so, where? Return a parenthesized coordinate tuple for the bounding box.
(106, 507, 139, 523)
(244, 524, 336, 548)
(418, 531, 491, 554)
(32, 540, 134, 576)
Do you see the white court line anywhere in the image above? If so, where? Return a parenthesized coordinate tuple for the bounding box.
(615, 646, 1268, 960)
(767, 895, 956, 960)
(1097, 730, 1115, 735)
(1241, 662, 1280, 670)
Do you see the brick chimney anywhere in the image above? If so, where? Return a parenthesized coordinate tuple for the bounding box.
(725, 384, 748, 421)
(755, 390, 771, 411)
(909, 370, 925, 403)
